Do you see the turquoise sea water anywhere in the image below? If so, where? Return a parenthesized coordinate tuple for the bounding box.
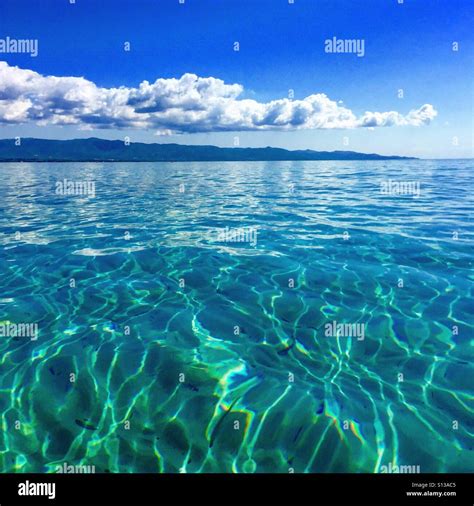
(0, 160, 472, 473)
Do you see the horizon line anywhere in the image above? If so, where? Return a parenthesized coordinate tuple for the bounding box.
(0, 136, 472, 161)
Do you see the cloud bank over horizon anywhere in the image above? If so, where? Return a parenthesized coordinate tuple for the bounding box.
(0, 61, 437, 135)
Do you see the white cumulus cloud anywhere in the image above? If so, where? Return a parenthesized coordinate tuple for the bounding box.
(0, 61, 437, 134)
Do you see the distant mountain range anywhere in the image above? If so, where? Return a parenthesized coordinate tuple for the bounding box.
(0, 138, 416, 162)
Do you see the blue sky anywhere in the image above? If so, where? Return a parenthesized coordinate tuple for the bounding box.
(0, 0, 472, 157)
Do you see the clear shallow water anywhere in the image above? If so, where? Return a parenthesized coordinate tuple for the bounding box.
(0, 159, 472, 473)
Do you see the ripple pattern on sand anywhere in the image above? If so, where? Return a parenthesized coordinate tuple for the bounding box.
(0, 160, 472, 473)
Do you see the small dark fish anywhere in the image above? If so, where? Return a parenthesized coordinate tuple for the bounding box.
(183, 383, 199, 392)
(209, 396, 241, 448)
(277, 337, 296, 356)
(277, 343, 295, 356)
(293, 425, 303, 443)
(75, 418, 98, 431)
(316, 402, 324, 415)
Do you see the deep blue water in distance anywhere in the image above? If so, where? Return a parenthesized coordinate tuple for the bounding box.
(0, 160, 472, 473)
